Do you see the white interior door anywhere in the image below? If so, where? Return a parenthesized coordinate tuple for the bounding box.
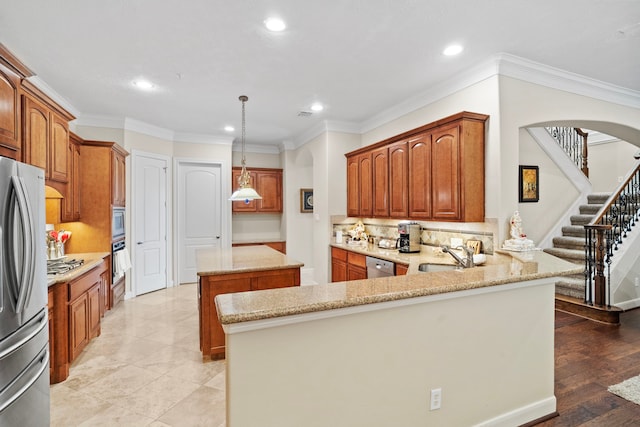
(133, 152, 168, 295)
(177, 161, 222, 284)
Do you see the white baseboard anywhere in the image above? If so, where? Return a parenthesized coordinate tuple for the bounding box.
(615, 298, 640, 311)
(473, 396, 557, 427)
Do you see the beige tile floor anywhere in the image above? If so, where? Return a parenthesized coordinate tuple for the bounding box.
(50, 283, 227, 427)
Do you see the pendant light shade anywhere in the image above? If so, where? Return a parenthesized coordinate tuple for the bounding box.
(229, 95, 262, 203)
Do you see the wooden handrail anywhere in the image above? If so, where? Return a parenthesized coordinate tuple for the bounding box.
(589, 161, 640, 226)
(576, 128, 589, 178)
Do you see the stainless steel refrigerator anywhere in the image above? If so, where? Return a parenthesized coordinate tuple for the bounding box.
(0, 158, 49, 426)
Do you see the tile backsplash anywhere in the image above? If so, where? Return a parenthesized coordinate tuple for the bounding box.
(331, 216, 496, 254)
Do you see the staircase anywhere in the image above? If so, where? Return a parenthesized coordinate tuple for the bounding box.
(543, 193, 623, 323)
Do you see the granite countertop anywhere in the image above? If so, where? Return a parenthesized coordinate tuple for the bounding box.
(196, 245, 304, 276)
(215, 247, 582, 325)
(47, 252, 110, 287)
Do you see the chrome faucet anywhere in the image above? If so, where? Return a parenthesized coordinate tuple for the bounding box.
(441, 245, 475, 268)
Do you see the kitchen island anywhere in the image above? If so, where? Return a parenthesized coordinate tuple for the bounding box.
(196, 245, 303, 360)
(216, 250, 581, 427)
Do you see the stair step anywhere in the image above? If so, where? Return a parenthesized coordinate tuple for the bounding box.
(579, 204, 602, 215)
(562, 225, 586, 238)
(543, 247, 585, 262)
(570, 214, 596, 225)
(552, 236, 584, 250)
(587, 193, 612, 204)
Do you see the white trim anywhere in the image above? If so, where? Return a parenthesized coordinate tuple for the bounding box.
(231, 142, 280, 154)
(124, 118, 175, 141)
(473, 396, 557, 427)
(222, 277, 556, 334)
(174, 132, 234, 146)
(615, 298, 640, 311)
(25, 76, 81, 117)
(74, 114, 126, 129)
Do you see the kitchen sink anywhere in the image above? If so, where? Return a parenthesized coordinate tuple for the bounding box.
(418, 263, 459, 272)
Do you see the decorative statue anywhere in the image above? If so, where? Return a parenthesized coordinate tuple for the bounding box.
(503, 211, 535, 251)
(348, 221, 368, 242)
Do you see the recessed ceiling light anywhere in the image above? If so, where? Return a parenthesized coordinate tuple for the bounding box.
(224, 125, 235, 132)
(264, 17, 286, 32)
(310, 103, 324, 112)
(443, 44, 463, 56)
(132, 79, 155, 90)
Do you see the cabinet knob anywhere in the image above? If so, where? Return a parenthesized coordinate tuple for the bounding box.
(216, 236, 220, 239)
(137, 241, 143, 245)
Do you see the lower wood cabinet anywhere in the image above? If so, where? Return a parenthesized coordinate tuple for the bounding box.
(49, 256, 109, 384)
(199, 267, 300, 360)
(330, 247, 367, 282)
(396, 263, 409, 276)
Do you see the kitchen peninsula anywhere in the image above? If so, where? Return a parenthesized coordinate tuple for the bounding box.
(196, 245, 303, 360)
(217, 250, 581, 427)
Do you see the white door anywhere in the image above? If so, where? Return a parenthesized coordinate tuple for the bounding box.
(177, 161, 222, 284)
(133, 152, 168, 295)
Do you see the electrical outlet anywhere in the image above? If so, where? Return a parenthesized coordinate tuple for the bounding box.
(635, 277, 639, 287)
(430, 388, 442, 410)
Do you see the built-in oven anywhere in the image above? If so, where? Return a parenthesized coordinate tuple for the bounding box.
(112, 240, 126, 283)
(112, 207, 125, 241)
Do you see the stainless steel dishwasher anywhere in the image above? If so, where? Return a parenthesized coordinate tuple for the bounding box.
(365, 256, 395, 278)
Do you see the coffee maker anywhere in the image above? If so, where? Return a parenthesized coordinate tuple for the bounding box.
(397, 222, 421, 253)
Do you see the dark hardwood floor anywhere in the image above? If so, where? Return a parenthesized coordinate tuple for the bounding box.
(537, 309, 640, 426)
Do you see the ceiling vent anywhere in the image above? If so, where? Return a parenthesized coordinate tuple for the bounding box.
(297, 111, 313, 117)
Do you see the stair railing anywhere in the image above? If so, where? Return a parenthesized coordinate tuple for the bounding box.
(584, 162, 640, 307)
(546, 127, 589, 177)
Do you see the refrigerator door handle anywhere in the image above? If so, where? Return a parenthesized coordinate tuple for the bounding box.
(8, 176, 36, 314)
(0, 346, 49, 414)
(0, 310, 47, 360)
(0, 226, 3, 314)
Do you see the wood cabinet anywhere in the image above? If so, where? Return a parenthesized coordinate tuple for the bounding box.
(112, 149, 126, 206)
(232, 241, 286, 254)
(21, 81, 73, 188)
(199, 265, 301, 359)
(0, 61, 21, 159)
(68, 264, 103, 361)
(346, 112, 487, 222)
(49, 256, 109, 384)
(396, 263, 409, 276)
(231, 167, 282, 213)
(347, 152, 373, 217)
(61, 132, 81, 222)
(330, 247, 367, 282)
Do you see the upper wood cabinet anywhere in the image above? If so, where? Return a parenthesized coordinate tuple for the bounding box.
(112, 148, 127, 207)
(21, 81, 74, 187)
(231, 167, 283, 213)
(347, 152, 372, 217)
(0, 61, 21, 159)
(0, 45, 32, 160)
(346, 111, 488, 222)
(61, 133, 82, 222)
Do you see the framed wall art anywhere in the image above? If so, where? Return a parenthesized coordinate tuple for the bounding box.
(300, 188, 313, 213)
(519, 165, 539, 202)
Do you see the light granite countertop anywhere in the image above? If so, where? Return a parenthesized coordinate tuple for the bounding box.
(47, 252, 110, 287)
(196, 245, 304, 276)
(215, 245, 582, 325)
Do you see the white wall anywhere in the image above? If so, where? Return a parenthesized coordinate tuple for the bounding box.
(589, 140, 640, 193)
(226, 279, 557, 427)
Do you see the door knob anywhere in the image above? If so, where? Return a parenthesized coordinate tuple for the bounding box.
(137, 241, 143, 245)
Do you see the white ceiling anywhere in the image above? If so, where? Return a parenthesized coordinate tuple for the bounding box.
(1, 0, 638, 149)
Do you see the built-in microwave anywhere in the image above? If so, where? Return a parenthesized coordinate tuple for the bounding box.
(112, 207, 125, 240)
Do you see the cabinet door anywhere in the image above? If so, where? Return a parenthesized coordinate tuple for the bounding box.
(208, 277, 251, 356)
(331, 247, 348, 282)
(0, 62, 20, 156)
(112, 151, 126, 206)
(348, 265, 367, 281)
(100, 269, 111, 315)
(408, 133, 432, 219)
(256, 170, 282, 212)
(431, 124, 461, 220)
(22, 95, 49, 172)
(388, 141, 408, 218)
(231, 168, 258, 212)
(372, 146, 389, 217)
(69, 294, 89, 361)
(87, 285, 101, 339)
(61, 136, 81, 222)
(358, 152, 373, 217)
(49, 111, 69, 183)
(346, 156, 360, 217)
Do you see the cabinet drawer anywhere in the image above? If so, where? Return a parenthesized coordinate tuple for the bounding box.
(69, 268, 102, 302)
(347, 251, 367, 269)
(331, 247, 348, 262)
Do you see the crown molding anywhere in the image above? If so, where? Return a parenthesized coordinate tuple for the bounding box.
(174, 132, 234, 146)
(290, 119, 361, 149)
(26, 76, 81, 118)
(123, 117, 175, 141)
(232, 142, 280, 155)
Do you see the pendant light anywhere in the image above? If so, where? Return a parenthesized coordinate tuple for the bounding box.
(229, 95, 262, 203)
